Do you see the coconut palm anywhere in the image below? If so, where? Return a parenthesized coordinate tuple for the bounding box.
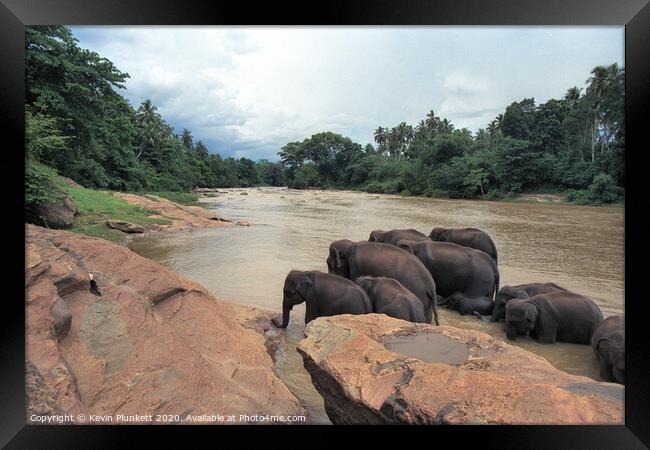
(586, 66, 610, 162)
(135, 99, 161, 127)
(374, 126, 388, 157)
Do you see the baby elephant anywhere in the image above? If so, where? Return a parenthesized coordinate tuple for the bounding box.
(445, 293, 493, 316)
(592, 315, 625, 384)
(272, 270, 372, 328)
(355, 276, 426, 323)
(505, 291, 603, 344)
(491, 282, 568, 322)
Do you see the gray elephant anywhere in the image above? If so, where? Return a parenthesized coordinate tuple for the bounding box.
(327, 240, 439, 325)
(592, 315, 624, 384)
(396, 239, 499, 316)
(429, 227, 498, 265)
(445, 293, 494, 316)
(491, 282, 568, 322)
(505, 291, 603, 344)
(355, 276, 425, 323)
(368, 229, 429, 246)
(272, 270, 373, 328)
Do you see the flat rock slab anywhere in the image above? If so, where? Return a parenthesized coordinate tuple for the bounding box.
(25, 224, 304, 424)
(106, 220, 145, 233)
(297, 314, 623, 425)
(113, 192, 239, 232)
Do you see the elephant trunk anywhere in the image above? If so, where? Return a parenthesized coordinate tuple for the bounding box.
(506, 324, 517, 340)
(273, 303, 291, 328)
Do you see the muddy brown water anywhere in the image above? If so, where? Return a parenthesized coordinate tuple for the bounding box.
(128, 187, 624, 424)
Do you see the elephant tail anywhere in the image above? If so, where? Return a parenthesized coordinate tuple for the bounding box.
(428, 283, 440, 326)
(489, 238, 498, 266)
(490, 258, 500, 301)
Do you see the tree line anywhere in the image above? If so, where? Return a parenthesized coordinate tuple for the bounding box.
(279, 64, 624, 204)
(25, 25, 284, 208)
(25, 25, 623, 209)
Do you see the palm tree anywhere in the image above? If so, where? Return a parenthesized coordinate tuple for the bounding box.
(438, 118, 454, 134)
(425, 110, 439, 131)
(135, 99, 160, 127)
(586, 65, 609, 162)
(564, 86, 582, 103)
(374, 126, 388, 158)
(181, 128, 193, 152)
(487, 114, 503, 141)
(136, 122, 161, 160)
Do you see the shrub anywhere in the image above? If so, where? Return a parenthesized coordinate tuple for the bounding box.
(25, 158, 64, 207)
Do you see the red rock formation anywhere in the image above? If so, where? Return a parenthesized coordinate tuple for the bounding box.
(297, 314, 624, 425)
(25, 224, 304, 424)
(113, 192, 236, 232)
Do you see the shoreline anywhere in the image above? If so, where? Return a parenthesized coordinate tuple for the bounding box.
(193, 185, 624, 208)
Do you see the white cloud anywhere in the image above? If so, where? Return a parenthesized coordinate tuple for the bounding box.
(71, 26, 623, 160)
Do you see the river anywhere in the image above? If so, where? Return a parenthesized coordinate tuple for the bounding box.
(128, 187, 624, 424)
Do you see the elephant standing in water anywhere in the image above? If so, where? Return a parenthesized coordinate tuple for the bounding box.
(505, 291, 603, 344)
(327, 240, 439, 325)
(272, 270, 372, 328)
(429, 227, 498, 265)
(355, 276, 426, 323)
(592, 315, 625, 384)
(491, 282, 568, 322)
(396, 239, 499, 316)
(368, 229, 429, 246)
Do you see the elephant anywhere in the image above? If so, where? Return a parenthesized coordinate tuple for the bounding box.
(592, 315, 625, 384)
(368, 229, 429, 246)
(428, 227, 498, 265)
(504, 291, 604, 344)
(355, 276, 426, 323)
(445, 293, 494, 316)
(491, 282, 568, 322)
(327, 240, 439, 325)
(395, 239, 499, 316)
(271, 270, 373, 328)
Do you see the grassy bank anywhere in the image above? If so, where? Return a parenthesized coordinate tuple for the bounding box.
(62, 185, 174, 241)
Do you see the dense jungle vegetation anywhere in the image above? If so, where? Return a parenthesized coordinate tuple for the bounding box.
(26, 25, 624, 211)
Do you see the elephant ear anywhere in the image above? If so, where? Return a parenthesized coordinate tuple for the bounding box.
(334, 248, 344, 269)
(396, 240, 414, 254)
(296, 275, 313, 296)
(523, 303, 538, 322)
(515, 289, 530, 299)
(369, 230, 383, 242)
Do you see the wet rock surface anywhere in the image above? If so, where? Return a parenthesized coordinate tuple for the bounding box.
(25, 224, 305, 423)
(297, 314, 623, 425)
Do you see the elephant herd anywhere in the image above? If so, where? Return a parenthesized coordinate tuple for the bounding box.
(272, 226, 625, 385)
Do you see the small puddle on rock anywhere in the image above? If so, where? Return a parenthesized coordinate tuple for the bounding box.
(384, 333, 469, 364)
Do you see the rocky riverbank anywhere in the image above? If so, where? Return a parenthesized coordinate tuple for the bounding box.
(297, 314, 624, 425)
(25, 224, 304, 424)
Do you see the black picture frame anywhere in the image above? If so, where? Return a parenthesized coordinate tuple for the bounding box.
(3, 0, 649, 447)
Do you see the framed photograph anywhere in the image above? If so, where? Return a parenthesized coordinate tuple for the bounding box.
(4, 0, 649, 447)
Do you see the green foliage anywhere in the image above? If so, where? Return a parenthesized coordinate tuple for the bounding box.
(64, 185, 172, 241)
(25, 158, 64, 207)
(277, 63, 623, 206)
(291, 163, 321, 189)
(24, 24, 623, 208)
(25, 25, 279, 197)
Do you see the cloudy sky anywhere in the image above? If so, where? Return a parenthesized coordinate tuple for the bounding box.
(71, 26, 623, 161)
